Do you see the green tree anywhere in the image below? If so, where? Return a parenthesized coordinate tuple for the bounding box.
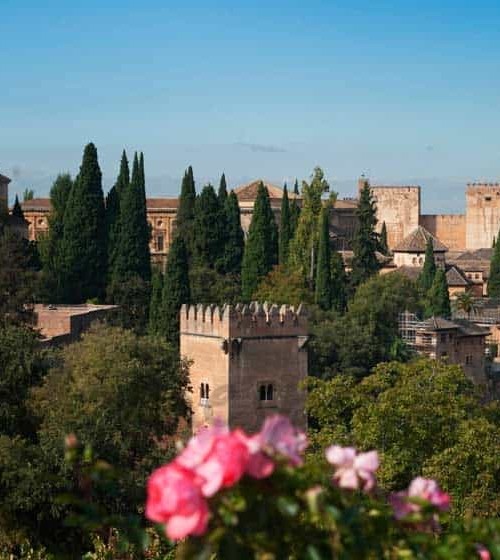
(279, 184, 292, 265)
(241, 183, 278, 300)
(161, 235, 190, 346)
(223, 191, 244, 276)
(315, 206, 332, 310)
(454, 290, 477, 319)
(11, 195, 24, 220)
(488, 231, 500, 297)
(218, 172, 228, 205)
(290, 179, 301, 236)
(254, 265, 313, 307)
(351, 181, 379, 286)
(22, 189, 34, 202)
(418, 237, 436, 294)
(113, 152, 151, 283)
(288, 167, 329, 281)
(192, 184, 225, 271)
(148, 269, 164, 335)
(330, 251, 347, 314)
(176, 166, 196, 251)
(60, 143, 107, 302)
(425, 268, 451, 318)
(379, 221, 389, 255)
(105, 150, 130, 277)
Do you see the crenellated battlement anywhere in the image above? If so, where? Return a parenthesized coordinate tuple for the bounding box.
(467, 182, 500, 189)
(180, 301, 308, 338)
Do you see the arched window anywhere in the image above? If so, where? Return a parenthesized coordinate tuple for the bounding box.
(200, 382, 210, 405)
(259, 383, 274, 401)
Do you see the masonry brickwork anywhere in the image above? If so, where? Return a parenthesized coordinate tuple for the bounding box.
(465, 183, 500, 250)
(180, 302, 308, 434)
(419, 214, 466, 251)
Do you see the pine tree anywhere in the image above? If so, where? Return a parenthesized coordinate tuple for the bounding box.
(379, 221, 389, 255)
(106, 150, 130, 276)
(148, 269, 164, 335)
(11, 195, 24, 220)
(418, 237, 437, 294)
(176, 166, 196, 250)
(223, 191, 244, 275)
(113, 152, 151, 282)
(315, 206, 332, 310)
(192, 184, 225, 270)
(241, 182, 279, 300)
(425, 268, 451, 318)
(351, 181, 379, 286)
(330, 251, 347, 313)
(61, 143, 107, 302)
(218, 173, 228, 205)
(161, 235, 190, 347)
(288, 167, 329, 281)
(279, 184, 292, 265)
(488, 232, 500, 297)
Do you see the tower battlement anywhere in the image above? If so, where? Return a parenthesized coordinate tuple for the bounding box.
(467, 182, 500, 189)
(180, 302, 308, 338)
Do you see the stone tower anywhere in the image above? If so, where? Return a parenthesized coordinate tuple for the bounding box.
(465, 183, 500, 250)
(0, 173, 11, 215)
(180, 302, 308, 434)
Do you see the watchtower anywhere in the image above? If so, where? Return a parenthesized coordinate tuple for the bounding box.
(465, 183, 500, 250)
(180, 302, 308, 433)
(0, 173, 11, 215)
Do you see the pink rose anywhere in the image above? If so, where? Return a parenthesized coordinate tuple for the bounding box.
(475, 544, 491, 560)
(258, 414, 307, 466)
(145, 463, 209, 541)
(390, 477, 451, 522)
(325, 445, 379, 491)
(177, 424, 249, 497)
(243, 433, 275, 479)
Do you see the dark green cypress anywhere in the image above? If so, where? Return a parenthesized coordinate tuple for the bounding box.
(351, 181, 379, 286)
(161, 235, 190, 347)
(290, 179, 301, 237)
(493, 236, 497, 249)
(279, 184, 292, 265)
(418, 238, 437, 294)
(148, 268, 164, 335)
(223, 191, 244, 275)
(218, 173, 228, 205)
(293, 178, 300, 196)
(12, 195, 24, 220)
(379, 221, 389, 255)
(192, 184, 225, 270)
(176, 166, 196, 250)
(113, 153, 151, 282)
(241, 182, 278, 300)
(61, 143, 107, 302)
(330, 251, 347, 313)
(315, 206, 332, 310)
(425, 268, 451, 318)
(106, 150, 130, 276)
(488, 231, 500, 297)
(139, 152, 146, 200)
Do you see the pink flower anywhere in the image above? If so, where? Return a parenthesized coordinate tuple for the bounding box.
(258, 414, 308, 466)
(390, 477, 451, 521)
(475, 544, 491, 560)
(243, 433, 276, 479)
(177, 423, 249, 497)
(145, 463, 209, 541)
(325, 445, 379, 491)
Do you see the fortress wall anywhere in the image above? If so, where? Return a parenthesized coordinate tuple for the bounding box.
(419, 214, 466, 250)
(466, 184, 500, 250)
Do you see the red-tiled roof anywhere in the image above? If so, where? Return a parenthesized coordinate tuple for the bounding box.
(21, 198, 52, 211)
(234, 180, 301, 201)
(393, 226, 448, 253)
(146, 198, 179, 209)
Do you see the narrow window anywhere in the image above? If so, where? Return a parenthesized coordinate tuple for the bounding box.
(200, 383, 205, 400)
(266, 384, 274, 401)
(259, 384, 266, 401)
(157, 234, 164, 252)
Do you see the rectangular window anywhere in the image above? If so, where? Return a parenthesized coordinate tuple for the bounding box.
(259, 383, 274, 401)
(157, 234, 164, 252)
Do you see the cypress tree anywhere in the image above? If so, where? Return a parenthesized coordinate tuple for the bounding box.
(290, 180, 301, 238)
(61, 143, 107, 302)
(279, 184, 293, 265)
(379, 221, 389, 255)
(241, 183, 279, 300)
(113, 152, 151, 282)
(161, 235, 190, 347)
(315, 206, 332, 310)
(12, 195, 24, 220)
(331, 251, 347, 313)
(293, 178, 300, 196)
(139, 152, 146, 200)
(192, 184, 225, 270)
(176, 166, 196, 250)
(351, 181, 379, 287)
(425, 268, 451, 318)
(223, 191, 244, 275)
(148, 269, 164, 335)
(493, 236, 496, 249)
(418, 237, 437, 294)
(488, 232, 500, 297)
(106, 150, 130, 276)
(218, 173, 228, 205)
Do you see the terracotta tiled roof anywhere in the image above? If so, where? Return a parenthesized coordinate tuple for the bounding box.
(21, 198, 52, 211)
(456, 248, 493, 262)
(393, 226, 448, 253)
(418, 316, 489, 337)
(389, 265, 422, 281)
(445, 265, 471, 287)
(0, 173, 11, 183)
(418, 316, 460, 331)
(371, 184, 420, 189)
(146, 198, 179, 210)
(334, 198, 358, 209)
(234, 180, 300, 201)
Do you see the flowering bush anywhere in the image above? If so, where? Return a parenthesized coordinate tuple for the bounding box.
(145, 415, 500, 559)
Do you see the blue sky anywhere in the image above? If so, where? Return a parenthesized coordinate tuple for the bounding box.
(2, 0, 500, 212)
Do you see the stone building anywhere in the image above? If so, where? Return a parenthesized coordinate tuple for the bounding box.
(391, 225, 447, 268)
(0, 173, 10, 214)
(465, 183, 500, 250)
(180, 302, 308, 434)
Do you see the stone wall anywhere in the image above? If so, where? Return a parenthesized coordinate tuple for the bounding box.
(370, 186, 421, 248)
(419, 214, 466, 250)
(180, 303, 308, 434)
(466, 183, 500, 250)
